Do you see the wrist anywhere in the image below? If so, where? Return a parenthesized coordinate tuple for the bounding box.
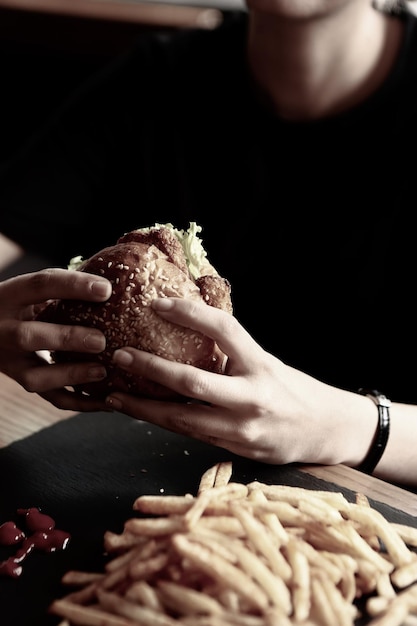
(310, 386, 378, 466)
(320, 388, 378, 467)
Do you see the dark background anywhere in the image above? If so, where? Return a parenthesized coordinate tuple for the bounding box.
(0, 7, 178, 165)
(0, 4, 219, 276)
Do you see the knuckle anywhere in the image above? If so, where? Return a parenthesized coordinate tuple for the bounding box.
(233, 419, 261, 446)
(8, 322, 32, 351)
(39, 389, 80, 411)
(140, 353, 162, 378)
(29, 267, 92, 299)
(60, 326, 86, 351)
(19, 368, 41, 393)
(217, 311, 238, 337)
(58, 363, 88, 386)
(27, 268, 61, 291)
(166, 406, 195, 434)
(178, 369, 211, 399)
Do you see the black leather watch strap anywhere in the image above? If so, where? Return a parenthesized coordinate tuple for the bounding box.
(357, 388, 391, 474)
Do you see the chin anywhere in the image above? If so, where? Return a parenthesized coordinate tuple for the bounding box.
(245, 0, 348, 19)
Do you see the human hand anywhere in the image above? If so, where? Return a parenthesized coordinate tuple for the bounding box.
(105, 297, 373, 466)
(0, 268, 112, 411)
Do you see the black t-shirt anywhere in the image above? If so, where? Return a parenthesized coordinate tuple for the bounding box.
(1, 9, 417, 401)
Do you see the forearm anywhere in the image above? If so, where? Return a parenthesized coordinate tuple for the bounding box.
(284, 369, 417, 487)
(0, 232, 24, 272)
(321, 385, 417, 487)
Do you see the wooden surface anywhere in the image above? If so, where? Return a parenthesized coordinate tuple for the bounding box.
(0, 371, 75, 449)
(1, 369, 417, 516)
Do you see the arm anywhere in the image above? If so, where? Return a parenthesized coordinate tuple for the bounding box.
(104, 297, 417, 488)
(0, 232, 24, 273)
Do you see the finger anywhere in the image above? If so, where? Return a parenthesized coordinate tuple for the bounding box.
(0, 268, 112, 307)
(0, 320, 106, 354)
(151, 298, 260, 362)
(39, 388, 109, 412)
(2, 351, 107, 393)
(106, 394, 269, 461)
(106, 393, 230, 442)
(111, 347, 243, 407)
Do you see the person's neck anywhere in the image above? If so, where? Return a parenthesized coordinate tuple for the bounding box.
(247, 4, 404, 120)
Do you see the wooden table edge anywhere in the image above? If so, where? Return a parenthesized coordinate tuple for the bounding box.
(300, 463, 417, 518)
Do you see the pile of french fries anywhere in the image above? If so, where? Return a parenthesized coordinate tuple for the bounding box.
(50, 461, 417, 626)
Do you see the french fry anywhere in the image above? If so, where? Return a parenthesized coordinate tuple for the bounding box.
(172, 533, 270, 612)
(365, 599, 409, 626)
(50, 598, 137, 625)
(133, 494, 193, 515)
(49, 462, 417, 626)
(354, 492, 381, 548)
(129, 550, 170, 581)
(284, 537, 311, 621)
(124, 580, 164, 611)
(310, 575, 340, 626)
(247, 487, 290, 546)
(197, 461, 233, 493)
(230, 502, 292, 580)
(97, 588, 177, 625)
(212, 460, 233, 488)
(61, 571, 104, 586)
(156, 579, 224, 615)
(390, 523, 417, 548)
(246, 482, 350, 509)
(184, 483, 248, 528)
(344, 503, 414, 568)
(104, 529, 145, 553)
(390, 556, 417, 589)
(124, 516, 184, 536)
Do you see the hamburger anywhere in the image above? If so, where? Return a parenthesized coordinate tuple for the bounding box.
(37, 223, 232, 401)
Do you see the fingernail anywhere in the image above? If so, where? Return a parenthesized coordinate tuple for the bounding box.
(91, 280, 112, 298)
(87, 366, 107, 381)
(106, 396, 122, 411)
(113, 349, 134, 367)
(84, 333, 106, 352)
(152, 297, 174, 311)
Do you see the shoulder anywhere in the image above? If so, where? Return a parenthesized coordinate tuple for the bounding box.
(380, 6, 417, 127)
(398, 5, 417, 58)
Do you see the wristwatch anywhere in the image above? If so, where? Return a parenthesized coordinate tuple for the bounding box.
(357, 388, 391, 474)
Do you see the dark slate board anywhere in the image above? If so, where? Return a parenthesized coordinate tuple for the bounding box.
(0, 411, 415, 625)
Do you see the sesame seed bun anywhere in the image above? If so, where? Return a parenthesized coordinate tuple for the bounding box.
(37, 224, 232, 401)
